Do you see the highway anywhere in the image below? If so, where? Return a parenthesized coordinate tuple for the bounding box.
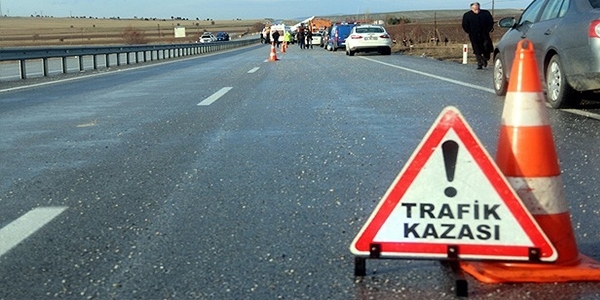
(1, 43, 600, 299)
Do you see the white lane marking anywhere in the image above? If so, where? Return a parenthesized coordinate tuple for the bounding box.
(562, 109, 600, 121)
(248, 67, 260, 73)
(360, 56, 495, 93)
(197, 87, 233, 106)
(0, 206, 68, 258)
(360, 56, 600, 120)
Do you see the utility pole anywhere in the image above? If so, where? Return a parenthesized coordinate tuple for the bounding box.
(434, 12, 437, 36)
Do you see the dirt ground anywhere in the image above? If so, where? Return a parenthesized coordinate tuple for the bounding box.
(0, 16, 264, 47)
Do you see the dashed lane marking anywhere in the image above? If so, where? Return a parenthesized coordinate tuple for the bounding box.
(248, 67, 260, 73)
(0, 207, 68, 258)
(197, 87, 233, 106)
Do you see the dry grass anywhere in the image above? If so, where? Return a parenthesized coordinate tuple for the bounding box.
(385, 16, 517, 62)
(0, 16, 266, 46)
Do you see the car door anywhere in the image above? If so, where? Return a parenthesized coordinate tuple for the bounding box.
(499, 0, 547, 75)
(525, 0, 569, 75)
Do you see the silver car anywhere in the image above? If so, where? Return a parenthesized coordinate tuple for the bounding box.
(493, 0, 600, 108)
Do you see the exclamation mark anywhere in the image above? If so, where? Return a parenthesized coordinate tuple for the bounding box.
(442, 140, 458, 198)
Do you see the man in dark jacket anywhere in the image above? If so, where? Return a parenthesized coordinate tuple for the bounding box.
(462, 2, 494, 69)
(272, 30, 280, 48)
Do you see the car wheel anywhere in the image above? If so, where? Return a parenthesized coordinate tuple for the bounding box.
(348, 49, 355, 56)
(546, 54, 580, 108)
(493, 55, 508, 96)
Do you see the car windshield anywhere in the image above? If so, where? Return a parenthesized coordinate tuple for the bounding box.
(356, 27, 384, 33)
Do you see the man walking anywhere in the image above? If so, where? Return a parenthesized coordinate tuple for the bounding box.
(462, 2, 494, 69)
(272, 30, 280, 48)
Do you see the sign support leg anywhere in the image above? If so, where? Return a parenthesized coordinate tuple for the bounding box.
(354, 257, 366, 276)
(449, 261, 468, 297)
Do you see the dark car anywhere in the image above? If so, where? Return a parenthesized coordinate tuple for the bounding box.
(325, 23, 357, 51)
(215, 32, 230, 42)
(493, 0, 600, 108)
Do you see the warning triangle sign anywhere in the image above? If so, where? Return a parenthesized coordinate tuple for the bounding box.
(350, 107, 557, 262)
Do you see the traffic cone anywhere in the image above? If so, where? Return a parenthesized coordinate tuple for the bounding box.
(268, 42, 278, 61)
(459, 39, 600, 283)
(282, 42, 287, 53)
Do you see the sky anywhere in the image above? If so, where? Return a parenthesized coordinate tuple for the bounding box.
(1, 0, 532, 20)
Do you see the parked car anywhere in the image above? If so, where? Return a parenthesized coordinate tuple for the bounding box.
(345, 25, 393, 56)
(325, 23, 357, 51)
(493, 0, 600, 108)
(215, 31, 230, 41)
(311, 32, 323, 47)
(199, 32, 216, 43)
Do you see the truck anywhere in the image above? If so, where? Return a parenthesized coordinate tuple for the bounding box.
(308, 18, 331, 33)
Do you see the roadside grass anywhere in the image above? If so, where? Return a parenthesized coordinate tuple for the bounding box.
(0, 16, 265, 46)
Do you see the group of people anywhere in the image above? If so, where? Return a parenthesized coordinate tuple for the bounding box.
(294, 27, 314, 49)
(260, 26, 317, 50)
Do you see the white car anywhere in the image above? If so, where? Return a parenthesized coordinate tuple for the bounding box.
(311, 32, 322, 46)
(199, 33, 216, 43)
(345, 25, 392, 56)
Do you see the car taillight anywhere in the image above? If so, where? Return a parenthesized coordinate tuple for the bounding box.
(589, 20, 600, 38)
(380, 34, 390, 39)
(351, 34, 362, 39)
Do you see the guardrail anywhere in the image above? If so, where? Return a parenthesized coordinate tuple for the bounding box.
(0, 37, 260, 80)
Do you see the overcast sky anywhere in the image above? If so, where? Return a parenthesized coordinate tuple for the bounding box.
(1, 0, 532, 20)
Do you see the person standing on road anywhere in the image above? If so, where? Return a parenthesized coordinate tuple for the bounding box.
(305, 30, 313, 49)
(272, 30, 280, 48)
(462, 2, 494, 69)
(297, 28, 306, 49)
(284, 30, 292, 50)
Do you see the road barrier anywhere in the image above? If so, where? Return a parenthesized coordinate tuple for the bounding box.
(0, 37, 260, 81)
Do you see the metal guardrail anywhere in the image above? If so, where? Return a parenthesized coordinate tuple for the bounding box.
(0, 37, 260, 80)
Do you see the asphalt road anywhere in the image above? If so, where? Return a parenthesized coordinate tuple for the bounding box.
(1, 44, 600, 299)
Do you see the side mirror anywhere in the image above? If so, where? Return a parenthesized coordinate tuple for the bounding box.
(498, 17, 516, 29)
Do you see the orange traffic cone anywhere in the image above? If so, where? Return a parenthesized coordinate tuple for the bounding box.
(459, 39, 600, 283)
(282, 42, 287, 53)
(268, 42, 278, 61)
